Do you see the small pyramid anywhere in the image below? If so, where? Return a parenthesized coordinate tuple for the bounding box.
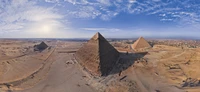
(34, 41, 48, 51)
(75, 32, 119, 76)
(131, 37, 151, 50)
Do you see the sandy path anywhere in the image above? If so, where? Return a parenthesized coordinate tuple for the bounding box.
(14, 53, 95, 92)
(130, 68, 148, 92)
(133, 67, 184, 92)
(160, 50, 186, 61)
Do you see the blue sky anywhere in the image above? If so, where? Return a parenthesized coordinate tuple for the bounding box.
(0, 0, 200, 38)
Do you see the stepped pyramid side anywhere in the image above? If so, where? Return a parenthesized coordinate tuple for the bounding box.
(75, 32, 119, 76)
(132, 37, 151, 50)
(76, 33, 100, 75)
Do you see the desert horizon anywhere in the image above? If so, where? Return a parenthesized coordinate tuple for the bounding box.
(1, 32, 200, 92)
(1, 0, 200, 92)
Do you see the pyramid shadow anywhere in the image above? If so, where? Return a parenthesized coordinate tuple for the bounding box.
(149, 41, 155, 47)
(108, 52, 148, 76)
(7, 90, 12, 92)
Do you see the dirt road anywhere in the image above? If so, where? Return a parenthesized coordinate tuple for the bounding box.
(14, 52, 95, 92)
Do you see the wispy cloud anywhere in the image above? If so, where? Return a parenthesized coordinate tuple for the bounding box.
(1, 0, 200, 38)
(45, 0, 59, 3)
(0, 0, 72, 38)
(63, 0, 124, 20)
(58, 0, 200, 28)
(82, 27, 121, 32)
(68, 6, 101, 19)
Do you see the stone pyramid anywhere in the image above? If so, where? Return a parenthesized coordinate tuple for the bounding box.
(34, 41, 48, 51)
(132, 37, 151, 50)
(75, 32, 119, 76)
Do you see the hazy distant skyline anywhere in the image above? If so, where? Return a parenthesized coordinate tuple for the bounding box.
(0, 0, 200, 38)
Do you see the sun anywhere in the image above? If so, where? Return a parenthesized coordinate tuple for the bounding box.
(41, 25, 51, 33)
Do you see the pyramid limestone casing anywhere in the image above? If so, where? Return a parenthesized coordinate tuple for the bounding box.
(75, 32, 119, 76)
(132, 37, 151, 50)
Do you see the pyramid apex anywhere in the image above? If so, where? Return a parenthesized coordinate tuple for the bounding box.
(40, 41, 47, 45)
(138, 36, 145, 40)
(132, 36, 151, 50)
(139, 36, 144, 39)
(41, 41, 45, 44)
(94, 32, 101, 36)
(92, 32, 104, 40)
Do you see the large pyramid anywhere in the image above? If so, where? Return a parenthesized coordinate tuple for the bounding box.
(34, 41, 48, 51)
(75, 32, 119, 76)
(131, 37, 151, 50)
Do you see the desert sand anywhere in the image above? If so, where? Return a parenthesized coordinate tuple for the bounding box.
(0, 38, 200, 92)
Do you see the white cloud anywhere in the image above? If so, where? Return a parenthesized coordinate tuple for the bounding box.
(152, 0, 160, 2)
(64, 0, 93, 5)
(68, 6, 101, 19)
(160, 18, 173, 21)
(45, 0, 59, 3)
(0, 0, 72, 38)
(100, 11, 118, 21)
(62, 0, 200, 28)
(1, 0, 200, 38)
(159, 14, 166, 17)
(63, 0, 123, 20)
(97, 0, 111, 6)
(82, 27, 121, 32)
(129, 0, 136, 4)
(64, 0, 76, 4)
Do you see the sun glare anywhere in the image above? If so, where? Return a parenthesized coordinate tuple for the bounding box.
(41, 25, 51, 33)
